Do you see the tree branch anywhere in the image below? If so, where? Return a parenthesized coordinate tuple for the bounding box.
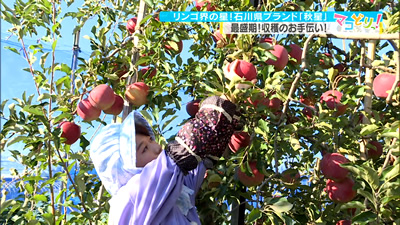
(279, 34, 316, 125)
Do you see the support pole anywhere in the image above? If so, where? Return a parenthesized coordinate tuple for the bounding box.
(360, 40, 377, 160)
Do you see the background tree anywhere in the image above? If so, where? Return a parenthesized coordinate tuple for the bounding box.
(1, 0, 399, 224)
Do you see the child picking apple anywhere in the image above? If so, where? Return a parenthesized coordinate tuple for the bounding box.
(90, 95, 242, 225)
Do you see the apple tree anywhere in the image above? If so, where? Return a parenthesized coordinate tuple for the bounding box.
(1, 0, 399, 224)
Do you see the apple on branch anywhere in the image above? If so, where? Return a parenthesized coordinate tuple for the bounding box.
(366, 140, 383, 160)
(320, 90, 348, 116)
(229, 131, 251, 153)
(164, 39, 183, 56)
(212, 30, 235, 48)
(88, 84, 116, 110)
(195, 0, 216, 11)
(265, 44, 289, 71)
(59, 121, 81, 145)
(237, 161, 265, 187)
(224, 59, 258, 89)
(186, 99, 201, 117)
(139, 67, 157, 79)
(103, 94, 124, 115)
(320, 153, 350, 181)
(125, 82, 150, 107)
(126, 17, 137, 34)
(325, 177, 357, 203)
(373, 73, 398, 98)
(288, 44, 303, 65)
(77, 98, 102, 122)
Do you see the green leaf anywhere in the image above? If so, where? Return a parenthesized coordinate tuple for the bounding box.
(357, 189, 375, 206)
(75, 175, 86, 193)
(33, 194, 47, 202)
(247, 208, 262, 223)
(37, 93, 51, 101)
(383, 164, 400, 182)
(269, 198, 293, 213)
(328, 67, 338, 83)
(6, 135, 28, 147)
(23, 105, 45, 116)
(360, 164, 379, 190)
(143, 0, 154, 8)
(360, 124, 379, 136)
(135, 56, 150, 66)
(25, 183, 33, 194)
(380, 132, 399, 138)
(352, 211, 377, 224)
(289, 135, 301, 151)
(340, 201, 366, 211)
(140, 110, 153, 126)
(176, 55, 182, 66)
(0, 200, 16, 214)
(4, 46, 20, 55)
(258, 119, 269, 133)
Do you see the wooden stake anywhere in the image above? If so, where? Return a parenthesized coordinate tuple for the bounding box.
(360, 40, 377, 160)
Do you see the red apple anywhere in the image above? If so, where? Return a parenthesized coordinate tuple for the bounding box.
(320, 153, 350, 181)
(227, 59, 257, 81)
(112, 63, 128, 78)
(186, 99, 201, 117)
(212, 30, 235, 47)
(88, 84, 115, 110)
(126, 17, 137, 34)
(373, 73, 397, 98)
(237, 161, 265, 187)
(125, 82, 149, 107)
(320, 90, 343, 110)
(334, 63, 347, 73)
(195, 0, 216, 11)
(366, 141, 383, 160)
(302, 106, 315, 119)
(288, 44, 303, 65)
(247, 92, 267, 108)
(265, 44, 289, 71)
(59, 121, 81, 145)
(281, 169, 300, 183)
(77, 98, 102, 121)
(267, 97, 282, 111)
(229, 131, 251, 153)
(300, 95, 315, 106)
(103, 94, 124, 115)
(336, 220, 352, 225)
(319, 52, 334, 69)
(260, 37, 274, 44)
(326, 177, 357, 203)
(139, 67, 157, 79)
(334, 103, 348, 116)
(164, 40, 183, 56)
